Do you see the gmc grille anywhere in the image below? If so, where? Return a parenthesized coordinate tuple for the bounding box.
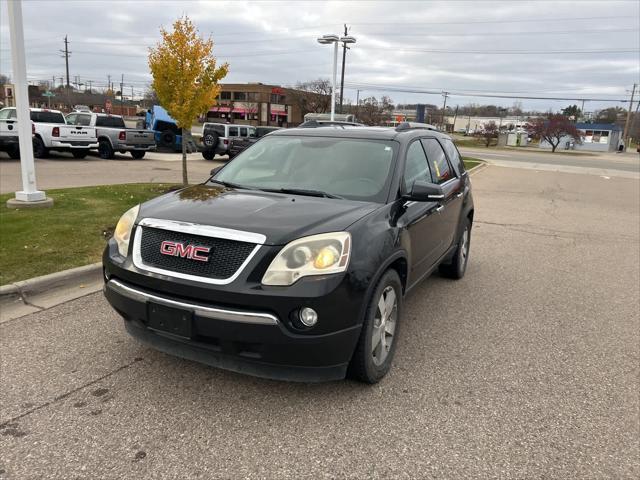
(139, 227, 256, 280)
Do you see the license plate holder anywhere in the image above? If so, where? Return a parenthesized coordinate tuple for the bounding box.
(147, 302, 193, 338)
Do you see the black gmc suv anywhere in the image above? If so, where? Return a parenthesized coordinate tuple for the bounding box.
(103, 123, 474, 383)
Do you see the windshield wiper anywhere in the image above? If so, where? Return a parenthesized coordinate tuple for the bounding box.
(274, 188, 343, 199)
(209, 179, 253, 190)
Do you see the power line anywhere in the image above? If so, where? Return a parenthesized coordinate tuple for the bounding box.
(343, 82, 631, 102)
(351, 15, 632, 26)
(362, 46, 639, 55)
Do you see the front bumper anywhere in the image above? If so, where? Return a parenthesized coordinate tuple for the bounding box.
(104, 275, 363, 382)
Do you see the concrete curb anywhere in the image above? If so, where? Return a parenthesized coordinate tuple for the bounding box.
(0, 262, 102, 299)
(468, 161, 489, 176)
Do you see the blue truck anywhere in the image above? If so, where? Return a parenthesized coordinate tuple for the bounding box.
(141, 105, 197, 152)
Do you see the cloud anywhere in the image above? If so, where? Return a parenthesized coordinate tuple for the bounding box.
(0, 0, 638, 111)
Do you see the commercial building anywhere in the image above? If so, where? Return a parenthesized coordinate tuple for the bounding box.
(538, 122, 622, 152)
(206, 83, 312, 127)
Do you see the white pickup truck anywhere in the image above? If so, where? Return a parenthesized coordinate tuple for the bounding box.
(1, 107, 98, 159)
(66, 112, 155, 159)
(0, 107, 20, 158)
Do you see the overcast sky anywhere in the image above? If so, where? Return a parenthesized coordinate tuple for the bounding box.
(1, 0, 638, 112)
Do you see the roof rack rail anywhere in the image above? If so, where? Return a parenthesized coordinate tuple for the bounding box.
(395, 122, 440, 132)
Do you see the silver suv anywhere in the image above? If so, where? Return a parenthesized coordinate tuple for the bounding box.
(200, 123, 254, 160)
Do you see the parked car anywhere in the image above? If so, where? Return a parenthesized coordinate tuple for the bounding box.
(227, 126, 281, 159)
(200, 123, 252, 160)
(103, 122, 474, 383)
(299, 120, 364, 128)
(0, 107, 20, 158)
(1, 107, 98, 158)
(73, 105, 91, 113)
(66, 112, 155, 159)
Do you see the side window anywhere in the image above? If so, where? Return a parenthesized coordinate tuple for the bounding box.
(441, 139, 464, 175)
(239, 127, 248, 137)
(228, 126, 239, 137)
(421, 138, 454, 184)
(0, 109, 14, 120)
(403, 140, 431, 191)
(76, 115, 91, 126)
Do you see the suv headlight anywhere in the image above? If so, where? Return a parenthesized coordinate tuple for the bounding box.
(262, 232, 351, 286)
(113, 205, 139, 257)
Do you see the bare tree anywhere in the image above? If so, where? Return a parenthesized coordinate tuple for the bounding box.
(357, 96, 394, 125)
(475, 121, 499, 147)
(526, 114, 581, 152)
(289, 78, 332, 115)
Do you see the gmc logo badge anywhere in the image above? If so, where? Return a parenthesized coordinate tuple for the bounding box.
(160, 241, 210, 262)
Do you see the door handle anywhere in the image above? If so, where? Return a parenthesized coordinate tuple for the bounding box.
(435, 205, 444, 213)
(455, 192, 463, 198)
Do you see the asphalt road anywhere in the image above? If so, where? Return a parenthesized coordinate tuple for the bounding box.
(1, 144, 638, 195)
(1, 166, 639, 479)
(459, 147, 640, 176)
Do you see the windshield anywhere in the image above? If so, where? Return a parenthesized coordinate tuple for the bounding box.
(30, 111, 66, 124)
(96, 116, 126, 128)
(213, 135, 397, 203)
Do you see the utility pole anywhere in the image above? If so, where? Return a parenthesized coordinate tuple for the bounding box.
(452, 105, 459, 131)
(107, 74, 111, 93)
(87, 80, 92, 93)
(131, 85, 134, 102)
(338, 24, 349, 114)
(60, 35, 70, 88)
(441, 91, 449, 130)
(52, 75, 55, 89)
(622, 83, 637, 148)
(120, 74, 124, 113)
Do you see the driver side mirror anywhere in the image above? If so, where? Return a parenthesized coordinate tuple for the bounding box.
(210, 166, 223, 176)
(405, 180, 444, 202)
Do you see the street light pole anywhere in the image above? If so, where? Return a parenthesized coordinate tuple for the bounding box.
(7, 0, 50, 207)
(331, 40, 338, 121)
(318, 33, 356, 122)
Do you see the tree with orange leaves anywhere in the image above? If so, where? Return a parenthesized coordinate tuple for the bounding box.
(149, 16, 228, 184)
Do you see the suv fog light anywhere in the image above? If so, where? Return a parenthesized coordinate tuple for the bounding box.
(299, 307, 318, 327)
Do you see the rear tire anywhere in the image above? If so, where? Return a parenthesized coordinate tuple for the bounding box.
(349, 269, 403, 383)
(32, 137, 48, 158)
(131, 150, 145, 159)
(8, 145, 20, 159)
(98, 140, 114, 159)
(202, 150, 215, 161)
(72, 149, 89, 159)
(439, 218, 471, 279)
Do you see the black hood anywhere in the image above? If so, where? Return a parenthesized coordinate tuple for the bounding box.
(137, 184, 379, 245)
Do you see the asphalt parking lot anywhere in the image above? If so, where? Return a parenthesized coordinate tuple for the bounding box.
(0, 151, 224, 194)
(1, 166, 639, 479)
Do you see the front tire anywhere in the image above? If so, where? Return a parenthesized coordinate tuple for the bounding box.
(439, 218, 471, 279)
(72, 149, 89, 159)
(32, 137, 48, 158)
(202, 150, 215, 161)
(349, 269, 403, 383)
(98, 140, 114, 159)
(131, 150, 146, 159)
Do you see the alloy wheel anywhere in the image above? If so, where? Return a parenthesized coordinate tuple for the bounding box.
(459, 228, 469, 267)
(371, 285, 397, 366)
